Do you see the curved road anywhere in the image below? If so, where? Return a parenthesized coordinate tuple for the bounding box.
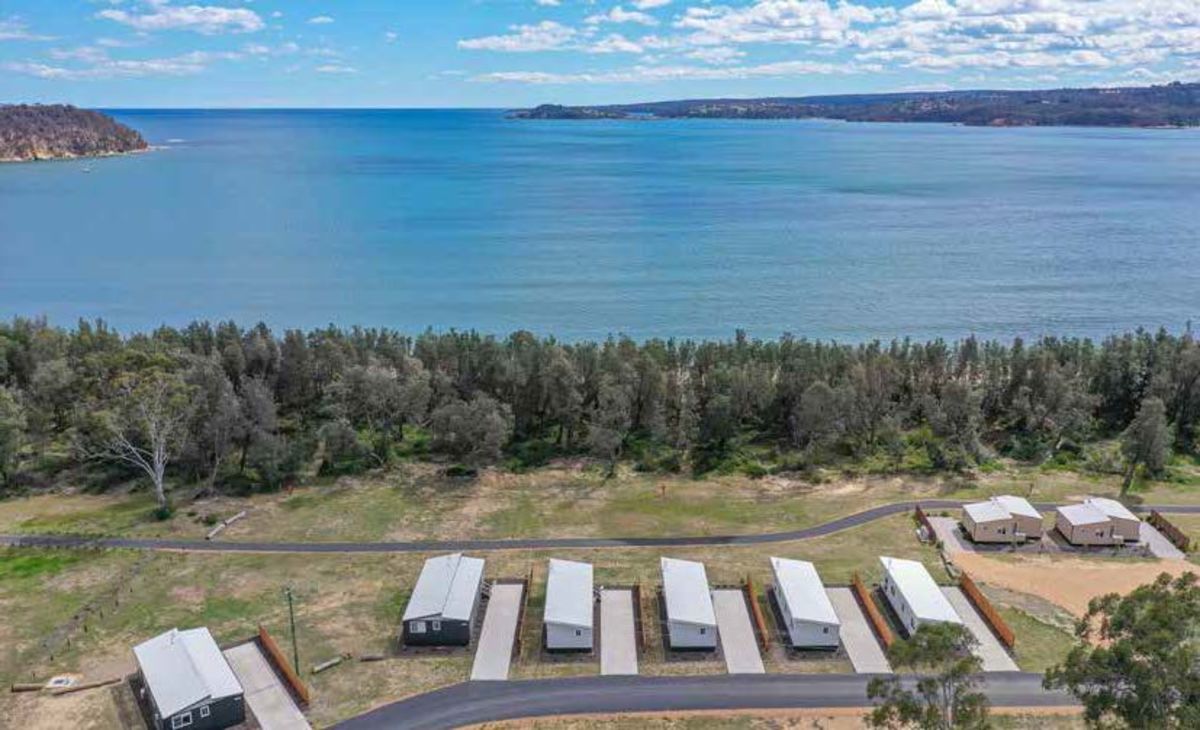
(332, 673, 1073, 730)
(2, 501, 1196, 554)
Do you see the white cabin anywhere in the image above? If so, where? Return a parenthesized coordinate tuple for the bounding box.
(661, 557, 717, 650)
(770, 557, 840, 648)
(879, 556, 961, 636)
(543, 559, 594, 651)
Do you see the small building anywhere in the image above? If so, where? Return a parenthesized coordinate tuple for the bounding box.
(402, 553, 486, 646)
(1055, 503, 1115, 546)
(661, 557, 717, 650)
(770, 557, 840, 649)
(961, 495, 1043, 543)
(1085, 497, 1141, 542)
(133, 627, 245, 730)
(961, 500, 1017, 544)
(992, 495, 1044, 539)
(543, 558, 594, 651)
(879, 556, 962, 635)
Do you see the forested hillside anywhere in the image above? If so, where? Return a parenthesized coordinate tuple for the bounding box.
(0, 319, 1197, 508)
(0, 105, 147, 162)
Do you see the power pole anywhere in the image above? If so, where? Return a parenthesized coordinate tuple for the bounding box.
(285, 586, 299, 673)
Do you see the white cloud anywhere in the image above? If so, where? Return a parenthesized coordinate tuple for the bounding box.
(685, 45, 745, 64)
(535, 0, 562, 6)
(4, 49, 240, 79)
(475, 58, 863, 84)
(586, 7, 659, 26)
(385, 31, 399, 44)
(0, 17, 54, 41)
(632, 0, 671, 8)
(588, 34, 645, 53)
(98, 2, 264, 35)
(458, 21, 577, 52)
(308, 15, 335, 25)
(315, 63, 357, 74)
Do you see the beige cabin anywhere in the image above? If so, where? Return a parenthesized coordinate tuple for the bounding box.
(961, 495, 1042, 543)
(1055, 503, 1116, 546)
(1084, 497, 1141, 542)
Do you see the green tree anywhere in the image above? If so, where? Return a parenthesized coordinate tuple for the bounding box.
(586, 378, 632, 476)
(429, 394, 514, 464)
(1120, 396, 1171, 493)
(0, 386, 26, 486)
(867, 622, 989, 730)
(791, 380, 840, 449)
(1044, 572, 1200, 729)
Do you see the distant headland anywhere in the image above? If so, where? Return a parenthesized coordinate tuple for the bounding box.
(512, 81, 1200, 128)
(0, 104, 147, 162)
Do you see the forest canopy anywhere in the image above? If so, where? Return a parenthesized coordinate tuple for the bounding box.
(1, 318, 1197, 502)
(0, 104, 147, 162)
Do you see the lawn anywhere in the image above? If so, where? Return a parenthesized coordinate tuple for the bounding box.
(4, 457, 1197, 547)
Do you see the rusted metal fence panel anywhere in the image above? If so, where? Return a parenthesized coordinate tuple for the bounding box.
(743, 575, 771, 653)
(851, 573, 894, 649)
(257, 625, 311, 706)
(1149, 511, 1192, 552)
(958, 573, 1016, 649)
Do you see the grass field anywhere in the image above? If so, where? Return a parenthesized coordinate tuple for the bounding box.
(3, 457, 1198, 547)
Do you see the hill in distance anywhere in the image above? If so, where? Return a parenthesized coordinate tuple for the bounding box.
(0, 104, 148, 162)
(513, 81, 1200, 128)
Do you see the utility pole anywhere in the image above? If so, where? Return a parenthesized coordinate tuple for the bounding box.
(284, 586, 299, 674)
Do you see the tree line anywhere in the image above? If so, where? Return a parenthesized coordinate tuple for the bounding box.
(0, 318, 1196, 508)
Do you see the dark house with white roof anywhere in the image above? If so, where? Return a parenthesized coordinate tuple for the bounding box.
(133, 627, 245, 730)
(402, 553, 486, 646)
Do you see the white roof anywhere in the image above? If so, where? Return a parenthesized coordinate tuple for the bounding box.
(879, 557, 962, 625)
(403, 553, 486, 622)
(991, 495, 1041, 520)
(963, 501, 1011, 524)
(661, 557, 716, 628)
(1057, 503, 1110, 527)
(770, 557, 839, 627)
(133, 628, 242, 718)
(544, 559, 594, 629)
(1085, 497, 1140, 523)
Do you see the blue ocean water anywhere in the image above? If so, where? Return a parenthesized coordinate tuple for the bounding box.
(1, 109, 1198, 342)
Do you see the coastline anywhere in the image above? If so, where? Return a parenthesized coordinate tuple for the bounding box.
(0, 146, 151, 164)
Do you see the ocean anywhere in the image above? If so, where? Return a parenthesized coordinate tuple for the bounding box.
(1, 109, 1198, 342)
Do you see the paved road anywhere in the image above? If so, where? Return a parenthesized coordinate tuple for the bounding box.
(223, 642, 312, 730)
(471, 583, 524, 681)
(826, 588, 892, 674)
(3, 502, 1194, 555)
(332, 673, 1071, 730)
(712, 589, 765, 674)
(600, 588, 638, 676)
(941, 587, 1019, 672)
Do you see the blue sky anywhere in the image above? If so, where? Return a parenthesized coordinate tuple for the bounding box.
(1, 0, 1197, 107)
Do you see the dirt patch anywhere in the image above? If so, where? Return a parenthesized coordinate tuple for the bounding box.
(953, 552, 1195, 616)
(169, 585, 205, 606)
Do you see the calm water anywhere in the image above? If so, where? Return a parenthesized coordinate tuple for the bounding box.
(2, 109, 1198, 342)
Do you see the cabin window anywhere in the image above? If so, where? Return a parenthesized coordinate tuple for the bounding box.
(823, 627, 829, 634)
(171, 712, 193, 729)
(699, 627, 707, 635)
(999, 528, 1006, 535)
(575, 629, 583, 637)
(199, 706, 210, 719)
(411, 621, 427, 634)
(431, 620, 442, 632)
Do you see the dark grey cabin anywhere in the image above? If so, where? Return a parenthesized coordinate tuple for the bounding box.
(133, 628, 245, 730)
(402, 553, 486, 646)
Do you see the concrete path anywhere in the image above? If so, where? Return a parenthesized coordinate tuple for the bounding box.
(826, 588, 891, 674)
(928, 516, 971, 554)
(940, 587, 1019, 672)
(471, 583, 525, 680)
(1140, 523, 1186, 559)
(600, 589, 638, 676)
(333, 673, 1070, 730)
(711, 589, 765, 675)
(223, 642, 312, 730)
(3, 503, 1197, 555)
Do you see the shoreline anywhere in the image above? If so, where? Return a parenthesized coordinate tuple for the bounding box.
(0, 146, 151, 165)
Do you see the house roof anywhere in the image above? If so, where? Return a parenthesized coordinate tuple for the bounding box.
(403, 553, 486, 622)
(963, 501, 1011, 524)
(991, 495, 1041, 520)
(544, 559, 594, 629)
(770, 557, 839, 627)
(661, 557, 716, 628)
(879, 556, 962, 625)
(133, 628, 242, 718)
(1057, 503, 1111, 527)
(1084, 497, 1140, 523)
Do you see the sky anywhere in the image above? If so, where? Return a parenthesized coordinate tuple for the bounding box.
(0, 0, 1198, 108)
